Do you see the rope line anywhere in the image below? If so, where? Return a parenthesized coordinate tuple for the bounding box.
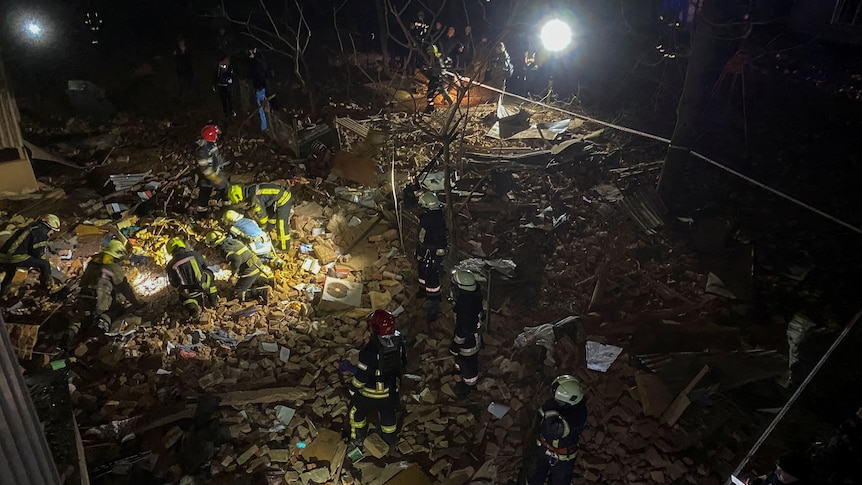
(445, 73, 862, 236)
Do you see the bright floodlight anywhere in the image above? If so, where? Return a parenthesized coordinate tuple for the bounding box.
(540, 19, 572, 52)
(24, 20, 43, 38)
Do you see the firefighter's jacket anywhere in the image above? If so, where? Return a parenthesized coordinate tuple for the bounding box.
(0, 223, 51, 264)
(245, 183, 292, 225)
(449, 288, 483, 357)
(166, 248, 211, 292)
(417, 209, 447, 252)
(351, 332, 407, 399)
(196, 140, 227, 189)
(80, 252, 140, 310)
(535, 398, 587, 461)
(217, 236, 267, 275)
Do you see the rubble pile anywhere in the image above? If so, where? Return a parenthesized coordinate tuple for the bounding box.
(3, 100, 810, 484)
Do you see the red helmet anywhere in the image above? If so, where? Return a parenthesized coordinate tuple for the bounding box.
(201, 124, 220, 142)
(369, 309, 395, 336)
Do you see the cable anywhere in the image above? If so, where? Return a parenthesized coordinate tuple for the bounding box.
(443, 72, 862, 237)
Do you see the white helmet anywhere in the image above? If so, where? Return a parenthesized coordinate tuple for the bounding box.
(552, 375, 584, 406)
(419, 192, 441, 209)
(452, 270, 477, 292)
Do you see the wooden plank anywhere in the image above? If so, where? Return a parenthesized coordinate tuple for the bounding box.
(661, 365, 709, 426)
(216, 386, 313, 406)
(384, 464, 434, 485)
(635, 373, 673, 417)
(301, 428, 343, 463)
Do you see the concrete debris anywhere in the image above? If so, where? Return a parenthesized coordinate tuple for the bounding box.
(1, 99, 800, 485)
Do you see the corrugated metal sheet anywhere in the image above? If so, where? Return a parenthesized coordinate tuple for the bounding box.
(0, 311, 61, 484)
(618, 187, 668, 235)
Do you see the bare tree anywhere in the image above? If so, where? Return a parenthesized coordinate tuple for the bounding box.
(220, 0, 316, 115)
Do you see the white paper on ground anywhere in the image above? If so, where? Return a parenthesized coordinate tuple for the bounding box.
(279, 346, 291, 363)
(487, 402, 510, 419)
(585, 341, 623, 372)
(274, 405, 296, 426)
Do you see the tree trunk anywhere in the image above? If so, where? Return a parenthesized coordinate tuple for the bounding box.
(657, 0, 722, 210)
(374, 0, 390, 65)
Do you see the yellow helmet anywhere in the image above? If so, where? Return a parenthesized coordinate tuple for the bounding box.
(102, 239, 127, 259)
(42, 214, 61, 231)
(223, 209, 243, 225)
(228, 185, 244, 204)
(165, 237, 186, 254)
(205, 231, 226, 247)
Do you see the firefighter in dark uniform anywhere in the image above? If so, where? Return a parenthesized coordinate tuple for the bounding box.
(1, 214, 60, 296)
(449, 270, 483, 398)
(527, 375, 587, 485)
(349, 309, 407, 448)
(71, 240, 142, 336)
(228, 182, 293, 251)
(416, 191, 447, 322)
(205, 231, 272, 303)
(165, 238, 218, 317)
(196, 124, 230, 214)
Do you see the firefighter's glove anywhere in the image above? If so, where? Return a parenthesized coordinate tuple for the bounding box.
(435, 248, 446, 256)
(448, 341, 459, 356)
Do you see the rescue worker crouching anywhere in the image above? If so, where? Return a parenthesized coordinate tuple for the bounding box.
(71, 240, 143, 338)
(228, 182, 293, 251)
(0, 214, 61, 296)
(205, 231, 272, 303)
(527, 375, 587, 485)
(165, 238, 218, 318)
(348, 310, 407, 449)
(449, 269, 482, 398)
(416, 192, 447, 322)
(222, 210, 284, 269)
(196, 124, 230, 214)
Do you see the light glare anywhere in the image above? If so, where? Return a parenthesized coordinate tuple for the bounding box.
(24, 20, 43, 38)
(540, 19, 572, 52)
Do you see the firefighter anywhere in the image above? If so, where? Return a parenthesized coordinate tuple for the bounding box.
(416, 192, 446, 322)
(526, 375, 587, 485)
(0, 214, 60, 296)
(165, 238, 218, 318)
(348, 309, 407, 449)
(72, 240, 142, 336)
(222, 210, 284, 268)
(196, 124, 230, 214)
(205, 231, 272, 303)
(449, 270, 483, 398)
(423, 43, 450, 114)
(228, 182, 293, 251)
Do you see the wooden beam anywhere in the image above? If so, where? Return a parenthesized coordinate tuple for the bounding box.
(661, 365, 710, 426)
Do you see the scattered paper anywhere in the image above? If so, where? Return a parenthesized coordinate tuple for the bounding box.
(274, 405, 296, 426)
(259, 341, 279, 354)
(586, 341, 623, 372)
(156, 369, 172, 375)
(279, 346, 291, 363)
(487, 402, 510, 419)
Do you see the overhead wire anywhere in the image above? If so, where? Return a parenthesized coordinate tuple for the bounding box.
(442, 72, 862, 237)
